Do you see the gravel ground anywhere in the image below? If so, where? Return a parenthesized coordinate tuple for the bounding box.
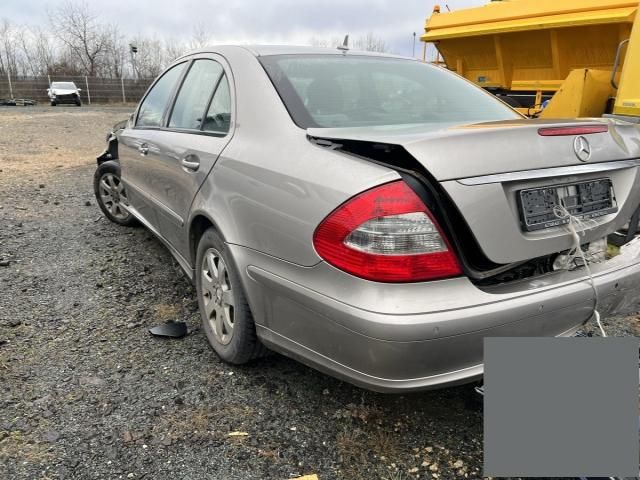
(0, 105, 639, 480)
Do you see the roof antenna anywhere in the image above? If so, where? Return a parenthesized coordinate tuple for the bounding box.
(337, 34, 349, 53)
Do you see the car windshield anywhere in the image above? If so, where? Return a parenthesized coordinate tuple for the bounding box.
(260, 55, 520, 128)
(51, 82, 77, 89)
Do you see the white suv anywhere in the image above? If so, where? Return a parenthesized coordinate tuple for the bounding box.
(47, 82, 82, 106)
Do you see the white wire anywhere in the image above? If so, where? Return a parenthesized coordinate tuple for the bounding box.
(553, 205, 607, 337)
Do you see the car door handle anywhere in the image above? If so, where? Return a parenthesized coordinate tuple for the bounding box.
(180, 155, 200, 172)
(138, 144, 149, 155)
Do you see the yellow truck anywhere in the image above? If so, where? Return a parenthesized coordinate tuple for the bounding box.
(421, 0, 640, 123)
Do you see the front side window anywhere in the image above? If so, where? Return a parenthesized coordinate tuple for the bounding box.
(169, 60, 224, 130)
(137, 62, 187, 127)
(202, 74, 231, 134)
(260, 55, 521, 128)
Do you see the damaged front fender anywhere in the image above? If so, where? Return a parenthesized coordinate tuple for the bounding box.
(96, 118, 129, 165)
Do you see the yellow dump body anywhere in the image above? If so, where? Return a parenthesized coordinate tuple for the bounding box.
(421, 0, 640, 118)
(614, 8, 640, 117)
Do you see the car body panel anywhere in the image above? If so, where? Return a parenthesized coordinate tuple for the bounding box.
(47, 83, 81, 104)
(232, 237, 640, 391)
(190, 135, 400, 267)
(310, 119, 640, 264)
(441, 165, 640, 263)
(307, 118, 640, 181)
(232, 237, 640, 340)
(121, 129, 233, 253)
(48, 88, 79, 96)
(119, 52, 236, 254)
(103, 45, 640, 391)
(184, 46, 403, 267)
(118, 129, 166, 232)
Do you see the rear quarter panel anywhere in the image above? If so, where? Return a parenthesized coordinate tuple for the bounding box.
(188, 47, 399, 266)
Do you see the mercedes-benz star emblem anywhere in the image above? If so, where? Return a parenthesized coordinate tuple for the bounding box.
(573, 136, 592, 162)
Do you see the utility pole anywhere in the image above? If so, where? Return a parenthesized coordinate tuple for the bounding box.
(7, 70, 13, 100)
(85, 76, 91, 105)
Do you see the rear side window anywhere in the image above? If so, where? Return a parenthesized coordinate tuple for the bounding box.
(137, 62, 187, 127)
(202, 74, 231, 134)
(260, 55, 521, 128)
(169, 60, 224, 130)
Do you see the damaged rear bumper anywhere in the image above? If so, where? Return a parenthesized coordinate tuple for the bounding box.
(235, 238, 640, 392)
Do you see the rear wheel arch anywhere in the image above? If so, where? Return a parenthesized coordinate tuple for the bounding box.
(189, 214, 262, 328)
(194, 226, 267, 363)
(189, 213, 224, 266)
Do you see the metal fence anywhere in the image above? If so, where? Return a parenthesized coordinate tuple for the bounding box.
(0, 74, 154, 105)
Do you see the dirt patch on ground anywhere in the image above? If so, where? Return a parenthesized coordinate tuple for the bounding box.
(0, 106, 638, 480)
(0, 107, 118, 177)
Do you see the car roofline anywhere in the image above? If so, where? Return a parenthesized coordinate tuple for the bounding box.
(174, 45, 415, 61)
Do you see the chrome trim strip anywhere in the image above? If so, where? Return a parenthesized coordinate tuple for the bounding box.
(456, 159, 640, 186)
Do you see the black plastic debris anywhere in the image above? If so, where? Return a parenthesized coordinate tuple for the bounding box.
(0, 98, 36, 106)
(149, 321, 187, 338)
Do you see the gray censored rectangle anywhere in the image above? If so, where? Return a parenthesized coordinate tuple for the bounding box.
(484, 337, 638, 478)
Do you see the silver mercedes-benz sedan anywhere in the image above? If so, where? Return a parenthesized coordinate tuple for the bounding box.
(94, 45, 640, 392)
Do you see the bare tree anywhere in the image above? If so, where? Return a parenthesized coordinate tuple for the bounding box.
(189, 22, 211, 50)
(309, 33, 389, 53)
(164, 38, 187, 65)
(7, 14, 389, 82)
(30, 26, 56, 75)
(14, 25, 56, 76)
(15, 27, 37, 75)
(102, 25, 126, 78)
(353, 32, 388, 53)
(49, 1, 110, 76)
(0, 19, 20, 75)
(308, 36, 343, 49)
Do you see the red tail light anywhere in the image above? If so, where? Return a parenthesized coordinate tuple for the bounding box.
(313, 180, 462, 283)
(538, 125, 608, 136)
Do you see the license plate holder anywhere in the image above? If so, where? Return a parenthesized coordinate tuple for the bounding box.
(518, 178, 617, 232)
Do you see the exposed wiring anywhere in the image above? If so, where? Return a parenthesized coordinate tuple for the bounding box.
(475, 205, 612, 400)
(553, 205, 607, 337)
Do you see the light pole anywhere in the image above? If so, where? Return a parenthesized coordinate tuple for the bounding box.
(129, 44, 138, 80)
(412, 32, 417, 58)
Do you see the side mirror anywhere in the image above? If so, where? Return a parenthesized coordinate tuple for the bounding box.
(78, 88, 82, 91)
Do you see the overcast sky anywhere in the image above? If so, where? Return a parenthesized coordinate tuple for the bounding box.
(3, 0, 485, 57)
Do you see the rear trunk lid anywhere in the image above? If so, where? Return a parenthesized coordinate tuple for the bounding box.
(308, 118, 640, 265)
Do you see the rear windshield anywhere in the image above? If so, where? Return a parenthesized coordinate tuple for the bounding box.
(51, 82, 77, 89)
(260, 55, 520, 128)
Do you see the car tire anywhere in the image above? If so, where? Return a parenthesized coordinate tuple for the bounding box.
(196, 227, 267, 364)
(76, 99, 82, 107)
(50, 101, 56, 106)
(93, 161, 137, 227)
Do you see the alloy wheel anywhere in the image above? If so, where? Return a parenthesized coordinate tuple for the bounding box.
(98, 173, 130, 220)
(201, 248, 235, 345)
